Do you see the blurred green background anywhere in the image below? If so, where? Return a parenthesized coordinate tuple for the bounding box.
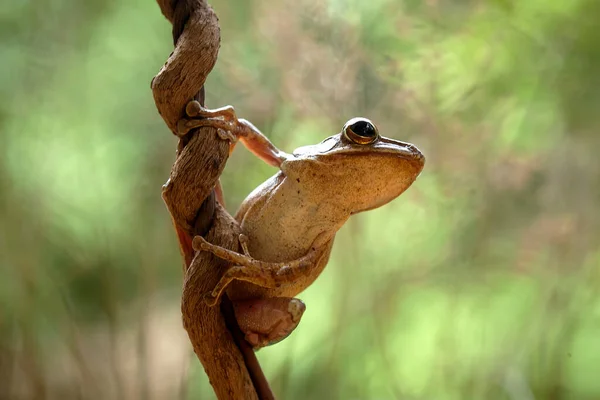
(2, 0, 600, 399)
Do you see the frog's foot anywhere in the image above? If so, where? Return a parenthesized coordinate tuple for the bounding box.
(238, 234, 251, 256)
(185, 100, 236, 121)
(233, 297, 306, 349)
(176, 100, 239, 140)
(192, 235, 324, 307)
(203, 263, 295, 307)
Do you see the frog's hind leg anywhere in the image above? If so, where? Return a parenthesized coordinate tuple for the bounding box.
(233, 297, 306, 349)
(192, 234, 327, 306)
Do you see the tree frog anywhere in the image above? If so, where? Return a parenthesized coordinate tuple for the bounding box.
(177, 101, 425, 348)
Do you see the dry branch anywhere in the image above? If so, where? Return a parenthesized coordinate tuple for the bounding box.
(151, 0, 274, 398)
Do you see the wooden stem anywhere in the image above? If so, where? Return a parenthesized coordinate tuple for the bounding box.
(151, 0, 275, 398)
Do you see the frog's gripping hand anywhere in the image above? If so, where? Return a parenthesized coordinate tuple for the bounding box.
(177, 100, 289, 167)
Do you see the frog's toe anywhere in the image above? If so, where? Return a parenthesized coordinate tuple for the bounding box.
(287, 299, 306, 323)
(176, 118, 193, 136)
(191, 235, 208, 251)
(185, 100, 202, 117)
(203, 292, 219, 307)
(217, 128, 237, 142)
(245, 332, 260, 348)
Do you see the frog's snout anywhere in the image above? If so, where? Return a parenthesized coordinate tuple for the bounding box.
(408, 143, 426, 169)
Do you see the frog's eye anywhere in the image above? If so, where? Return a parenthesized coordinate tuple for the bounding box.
(343, 118, 379, 145)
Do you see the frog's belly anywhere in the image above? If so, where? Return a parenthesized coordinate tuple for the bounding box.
(226, 243, 333, 301)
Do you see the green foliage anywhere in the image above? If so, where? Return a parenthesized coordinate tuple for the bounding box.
(1, 0, 599, 398)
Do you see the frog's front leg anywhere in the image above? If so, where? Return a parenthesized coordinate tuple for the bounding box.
(192, 233, 328, 306)
(233, 297, 306, 349)
(177, 100, 289, 167)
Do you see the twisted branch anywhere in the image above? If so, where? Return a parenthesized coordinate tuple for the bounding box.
(151, 1, 274, 398)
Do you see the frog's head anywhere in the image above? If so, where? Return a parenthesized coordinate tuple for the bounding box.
(284, 118, 425, 215)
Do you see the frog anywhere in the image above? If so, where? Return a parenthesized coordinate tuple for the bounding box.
(177, 100, 425, 348)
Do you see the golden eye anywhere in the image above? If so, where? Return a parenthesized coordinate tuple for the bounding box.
(343, 118, 379, 145)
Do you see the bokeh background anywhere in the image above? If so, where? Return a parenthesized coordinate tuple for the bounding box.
(2, 0, 600, 399)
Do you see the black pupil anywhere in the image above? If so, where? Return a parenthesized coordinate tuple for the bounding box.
(350, 120, 376, 138)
